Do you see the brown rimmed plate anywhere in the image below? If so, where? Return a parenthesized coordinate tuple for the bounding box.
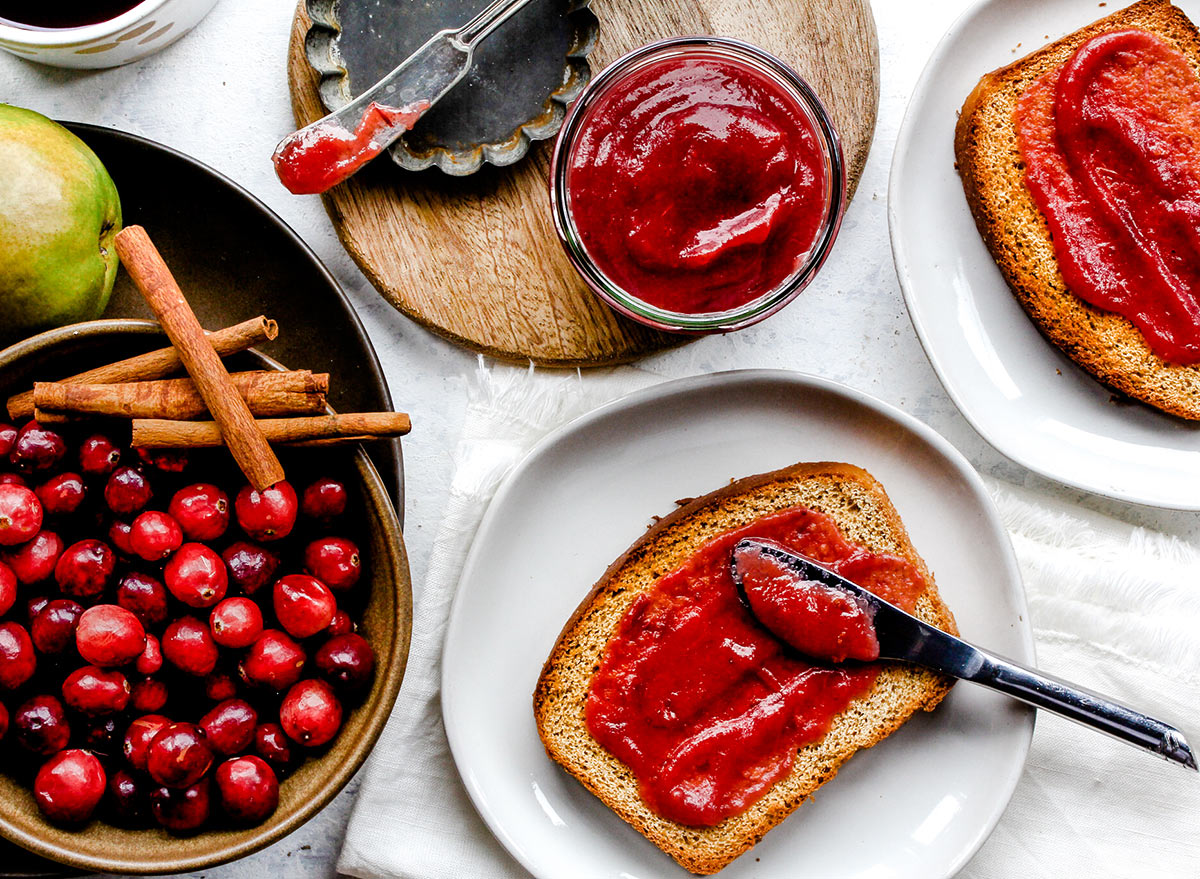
(1, 121, 407, 876)
(0, 322, 412, 875)
(61, 121, 404, 517)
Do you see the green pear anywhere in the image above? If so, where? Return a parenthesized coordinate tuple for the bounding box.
(0, 104, 122, 343)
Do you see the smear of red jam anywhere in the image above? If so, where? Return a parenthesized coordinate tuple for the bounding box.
(585, 507, 926, 827)
(566, 57, 830, 314)
(273, 101, 430, 195)
(736, 541, 880, 663)
(1015, 29, 1200, 364)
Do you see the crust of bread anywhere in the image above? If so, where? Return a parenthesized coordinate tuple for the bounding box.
(533, 462, 958, 874)
(954, 0, 1200, 419)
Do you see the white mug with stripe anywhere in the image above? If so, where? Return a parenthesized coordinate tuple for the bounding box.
(0, 0, 220, 69)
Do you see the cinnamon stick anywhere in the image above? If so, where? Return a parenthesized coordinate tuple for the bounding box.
(115, 226, 285, 490)
(6, 316, 277, 421)
(131, 412, 411, 448)
(33, 371, 329, 420)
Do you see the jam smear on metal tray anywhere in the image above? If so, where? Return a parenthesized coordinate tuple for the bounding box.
(273, 101, 430, 196)
(585, 506, 926, 827)
(1016, 29, 1200, 364)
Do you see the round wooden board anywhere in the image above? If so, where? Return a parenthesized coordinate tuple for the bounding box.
(287, 0, 880, 366)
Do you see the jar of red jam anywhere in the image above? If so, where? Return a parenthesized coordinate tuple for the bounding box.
(551, 37, 846, 333)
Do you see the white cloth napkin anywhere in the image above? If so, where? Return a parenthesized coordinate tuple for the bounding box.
(338, 362, 1200, 879)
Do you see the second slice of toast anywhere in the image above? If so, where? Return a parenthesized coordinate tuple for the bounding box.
(954, 0, 1200, 419)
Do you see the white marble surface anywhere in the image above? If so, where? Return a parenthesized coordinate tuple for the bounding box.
(2, 0, 1198, 876)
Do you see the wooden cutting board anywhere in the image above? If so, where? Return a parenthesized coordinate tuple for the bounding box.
(286, 0, 879, 366)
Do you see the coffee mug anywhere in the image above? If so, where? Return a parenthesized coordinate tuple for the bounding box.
(0, 0, 221, 69)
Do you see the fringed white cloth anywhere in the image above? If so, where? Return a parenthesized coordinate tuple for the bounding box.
(339, 362, 1200, 879)
(964, 482, 1200, 877)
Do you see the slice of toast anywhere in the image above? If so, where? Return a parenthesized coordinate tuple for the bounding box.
(954, 0, 1200, 419)
(533, 462, 957, 874)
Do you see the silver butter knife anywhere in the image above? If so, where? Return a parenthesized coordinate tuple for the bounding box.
(273, 0, 535, 193)
(730, 538, 1197, 770)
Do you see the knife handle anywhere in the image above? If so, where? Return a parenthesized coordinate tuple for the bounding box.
(958, 644, 1196, 770)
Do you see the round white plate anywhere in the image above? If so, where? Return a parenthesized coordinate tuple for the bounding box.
(889, 0, 1200, 510)
(442, 370, 1034, 879)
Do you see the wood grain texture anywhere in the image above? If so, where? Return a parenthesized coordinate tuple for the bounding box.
(286, 0, 880, 366)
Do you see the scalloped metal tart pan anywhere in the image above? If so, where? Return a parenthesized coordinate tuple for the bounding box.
(304, 0, 597, 175)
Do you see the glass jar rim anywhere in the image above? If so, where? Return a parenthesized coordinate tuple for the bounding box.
(550, 36, 847, 333)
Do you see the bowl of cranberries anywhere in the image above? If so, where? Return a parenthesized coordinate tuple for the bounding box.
(0, 322, 412, 873)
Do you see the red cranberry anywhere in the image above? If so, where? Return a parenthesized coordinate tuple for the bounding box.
(215, 755, 278, 823)
(316, 633, 376, 691)
(31, 599, 84, 654)
(210, 597, 263, 649)
(108, 768, 147, 824)
(147, 721, 213, 788)
(25, 595, 49, 622)
(253, 722, 292, 769)
(301, 477, 348, 521)
(200, 698, 257, 756)
(35, 472, 86, 517)
(136, 633, 163, 675)
(104, 466, 152, 515)
(0, 484, 42, 545)
(82, 715, 121, 756)
(240, 630, 306, 690)
(204, 671, 238, 702)
(0, 560, 14, 616)
(0, 423, 15, 457)
(108, 520, 134, 556)
(54, 539, 115, 599)
(6, 530, 63, 584)
(76, 604, 146, 667)
(168, 483, 230, 542)
(78, 434, 121, 477)
(280, 679, 342, 747)
(129, 511, 183, 562)
(130, 677, 168, 712)
(117, 572, 169, 629)
(273, 574, 336, 639)
(0, 472, 25, 486)
(150, 777, 210, 833)
(235, 481, 298, 541)
(164, 543, 227, 608)
(13, 695, 70, 754)
(136, 448, 189, 473)
(10, 423, 66, 473)
(304, 537, 361, 591)
(124, 714, 172, 771)
(62, 666, 129, 715)
(34, 749, 105, 824)
(0, 622, 35, 689)
(221, 541, 279, 595)
(162, 616, 218, 676)
(326, 610, 354, 637)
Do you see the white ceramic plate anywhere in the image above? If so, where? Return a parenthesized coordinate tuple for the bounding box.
(889, 0, 1200, 510)
(442, 370, 1034, 879)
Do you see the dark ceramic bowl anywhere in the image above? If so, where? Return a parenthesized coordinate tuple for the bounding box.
(0, 321, 412, 874)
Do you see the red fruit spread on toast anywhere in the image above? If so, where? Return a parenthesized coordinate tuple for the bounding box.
(273, 101, 429, 195)
(585, 506, 926, 827)
(565, 56, 829, 314)
(736, 541, 881, 663)
(1015, 29, 1200, 364)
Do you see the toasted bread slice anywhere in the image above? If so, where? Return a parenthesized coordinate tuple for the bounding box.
(954, 0, 1200, 419)
(533, 462, 957, 874)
